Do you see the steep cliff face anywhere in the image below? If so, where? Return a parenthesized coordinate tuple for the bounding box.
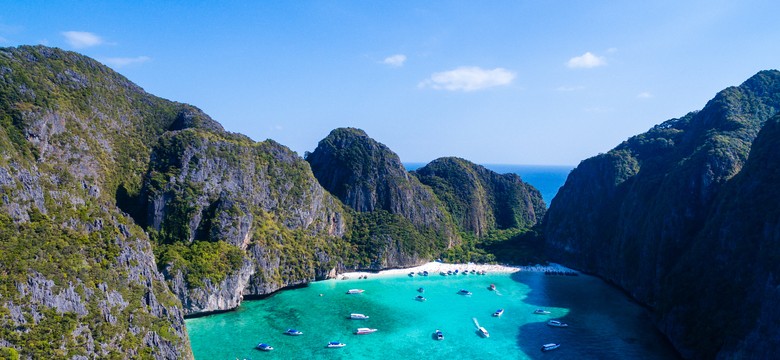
(306, 128, 459, 268)
(0, 46, 192, 358)
(544, 70, 780, 358)
(413, 157, 546, 237)
(142, 130, 348, 314)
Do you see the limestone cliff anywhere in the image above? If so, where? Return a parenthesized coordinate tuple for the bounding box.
(0, 45, 192, 359)
(141, 130, 349, 314)
(544, 70, 780, 358)
(306, 128, 460, 268)
(414, 157, 546, 237)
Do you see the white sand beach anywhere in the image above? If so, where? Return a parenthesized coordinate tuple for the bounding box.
(338, 262, 575, 280)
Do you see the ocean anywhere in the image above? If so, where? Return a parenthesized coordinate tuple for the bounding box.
(186, 271, 679, 359)
(403, 163, 573, 206)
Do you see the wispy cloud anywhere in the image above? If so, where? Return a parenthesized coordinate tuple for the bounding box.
(556, 85, 585, 92)
(419, 66, 515, 91)
(637, 92, 653, 99)
(0, 36, 7, 43)
(101, 56, 151, 67)
(566, 52, 606, 69)
(382, 54, 406, 67)
(62, 31, 104, 48)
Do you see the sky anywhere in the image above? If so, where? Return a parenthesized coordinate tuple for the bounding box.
(1, 1, 779, 165)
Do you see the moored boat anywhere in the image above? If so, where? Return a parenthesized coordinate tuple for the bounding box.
(547, 320, 569, 327)
(346, 289, 364, 294)
(541, 343, 560, 352)
(285, 329, 303, 336)
(435, 329, 444, 340)
(423, 271, 429, 276)
(492, 309, 504, 317)
(415, 295, 426, 302)
(408, 272, 415, 277)
(417, 287, 425, 293)
(534, 309, 551, 314)
(327, 341, 346, 348)
(458, 289, 472, 295)
(256, 343, 274, 351)
(354, 327, 378, 335)
(478, 326, 490, 338)
(349, 313, 369, 320)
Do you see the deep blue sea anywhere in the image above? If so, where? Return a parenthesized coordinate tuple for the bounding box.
(404, 163, 572, 206)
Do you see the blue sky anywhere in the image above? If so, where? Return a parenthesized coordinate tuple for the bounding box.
(2, 1, 779, 165)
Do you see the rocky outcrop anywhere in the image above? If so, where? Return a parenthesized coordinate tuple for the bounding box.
(0, 45, 196, 359)
(544, 70, 780, 358)
(306, 128, 460, 268)
(413, 157, 546, 237)
(142, 130, 349, 314)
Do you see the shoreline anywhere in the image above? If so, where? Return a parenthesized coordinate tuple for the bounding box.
(337, 261, 575, 280)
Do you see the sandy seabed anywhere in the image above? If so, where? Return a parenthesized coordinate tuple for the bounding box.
(338, 261, 574, 280)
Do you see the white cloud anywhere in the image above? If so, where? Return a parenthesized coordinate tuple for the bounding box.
(101, 56, 151, 67)
(419, 66, 515, 91)
(62, 31, 104, 48)
(637, 92, 653, 99)
(566, 52, 606, 69)
(382, 54, 406, 67)
(556, 85, 585, 92)
(606, 47, 618, 53)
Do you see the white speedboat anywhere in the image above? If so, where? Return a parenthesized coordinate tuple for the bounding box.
(285, 329, 303, 336)
(541, 343, 560, 352)
(256, 343, 274, 351)
(415, 295, 427, 302)
(408, 272, 415, 277)
(435, 329, 444, 340)
(534, 309, 551, 314)
(354, 327, 378, 335)
(349, 313, 369, 320)
(346, 289, 364, 294)
(492, 309, 504, 317)
(458, 289, 472, 295)
(327, 341, 346, 348)
(489, 284, 496, 291)
(547, 320, 568, 327)
(478, 326, 489, 338)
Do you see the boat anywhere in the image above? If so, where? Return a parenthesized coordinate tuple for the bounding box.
(346, 289, 364, 294)
(417, 287, 425, 293)
(256, 343, 274, 351)
(447, 270, 453, 275)
(327, 341, 346, 348)
(534, 309, 551, 314)
(458, 289, 472, 295)
(492, 309, 504, 317)
(349, 313, 369, 320)
(477, 326, 490, 338)
(435, 329, 444, 340)
(489, 284, 496, 291)
(547, 320, 569, 327)
(408, 272, 415, 277)
(415, 295, 426, 302)
(440, 272, 447, 276)
(462, 271, 468, 275)
(354, 327, 378, 335)
(423, 271, 429, 276)
(454, 269, 459, 274)
(541, 343, 561, 352)
(285, 329, 303, 336)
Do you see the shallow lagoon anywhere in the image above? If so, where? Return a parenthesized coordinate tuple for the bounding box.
(186, 271, 679, 359)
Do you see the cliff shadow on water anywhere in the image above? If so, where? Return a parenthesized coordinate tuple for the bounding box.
(509, 272, 680, 359)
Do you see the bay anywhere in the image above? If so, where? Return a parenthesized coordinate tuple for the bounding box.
(186, 271, 679, 359)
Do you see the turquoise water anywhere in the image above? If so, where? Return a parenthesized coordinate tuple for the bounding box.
(186, 272, 679, 359)
(404, 163, 573, 205)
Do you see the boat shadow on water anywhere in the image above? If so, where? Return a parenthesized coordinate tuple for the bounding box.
(509, 271, 681, 360)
